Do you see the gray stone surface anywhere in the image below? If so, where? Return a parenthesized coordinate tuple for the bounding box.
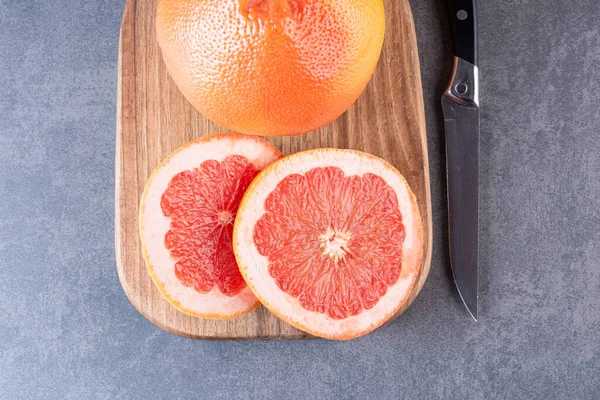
(1, 0, 599, 398)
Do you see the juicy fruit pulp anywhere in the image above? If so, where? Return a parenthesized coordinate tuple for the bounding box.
(253, 167, 405, 319)
(156, 0, 385, 136)
(162, 156, 260, 296)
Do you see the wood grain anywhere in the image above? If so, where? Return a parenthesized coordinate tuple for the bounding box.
(115, 0, 432, 340)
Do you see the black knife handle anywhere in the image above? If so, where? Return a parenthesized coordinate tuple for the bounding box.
(447, 0, 478, 66)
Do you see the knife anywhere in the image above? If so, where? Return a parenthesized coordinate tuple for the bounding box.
(442, 0, 479, 320)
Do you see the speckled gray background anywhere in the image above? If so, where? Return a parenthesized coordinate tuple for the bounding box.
(1, 0, 599, 399)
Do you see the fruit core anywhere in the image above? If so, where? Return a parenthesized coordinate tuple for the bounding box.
(218, 211, 233, 224)
(319, 228, 351, 260)
(253, 166, 406, 319)
(161, 155, 260, 296)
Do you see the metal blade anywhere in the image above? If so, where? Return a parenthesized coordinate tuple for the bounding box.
(441, 95, 479, 321)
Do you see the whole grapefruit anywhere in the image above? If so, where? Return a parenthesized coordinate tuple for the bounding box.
(156, 0, 385, 136)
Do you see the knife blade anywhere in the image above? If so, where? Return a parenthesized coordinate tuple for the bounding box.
(442, 0, 479, 320)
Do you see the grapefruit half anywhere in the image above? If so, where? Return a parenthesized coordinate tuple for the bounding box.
(233, 149, 423, 339)
(139, 133, 283, 319)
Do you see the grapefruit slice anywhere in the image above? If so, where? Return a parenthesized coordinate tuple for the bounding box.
(139, 133, 283, 319)
(233, 149, 423, 339)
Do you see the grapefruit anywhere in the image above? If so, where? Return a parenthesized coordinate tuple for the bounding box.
(139, 133, 283, 319)
(233, 149, 423, 339)
(156, 0, 385, 136)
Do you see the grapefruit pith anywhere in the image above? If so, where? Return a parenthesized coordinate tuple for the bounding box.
(156, 0, 385, 136)
(139, 133, 283, 319)
(233, 149, 423, 339)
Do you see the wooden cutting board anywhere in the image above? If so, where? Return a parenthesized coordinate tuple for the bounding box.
(116, 0, 432, 340)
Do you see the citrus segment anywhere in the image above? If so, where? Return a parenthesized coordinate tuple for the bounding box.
(233, 149, 423, 339)
(139, 133, 283, 319)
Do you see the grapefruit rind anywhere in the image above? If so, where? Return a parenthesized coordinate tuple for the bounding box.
(139, 133, 283, 319)
(233, 148, 423, 339)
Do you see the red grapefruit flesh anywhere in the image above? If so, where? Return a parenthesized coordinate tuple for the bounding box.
(139, 133, 283, 319)
(233, 149, 423, 339)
